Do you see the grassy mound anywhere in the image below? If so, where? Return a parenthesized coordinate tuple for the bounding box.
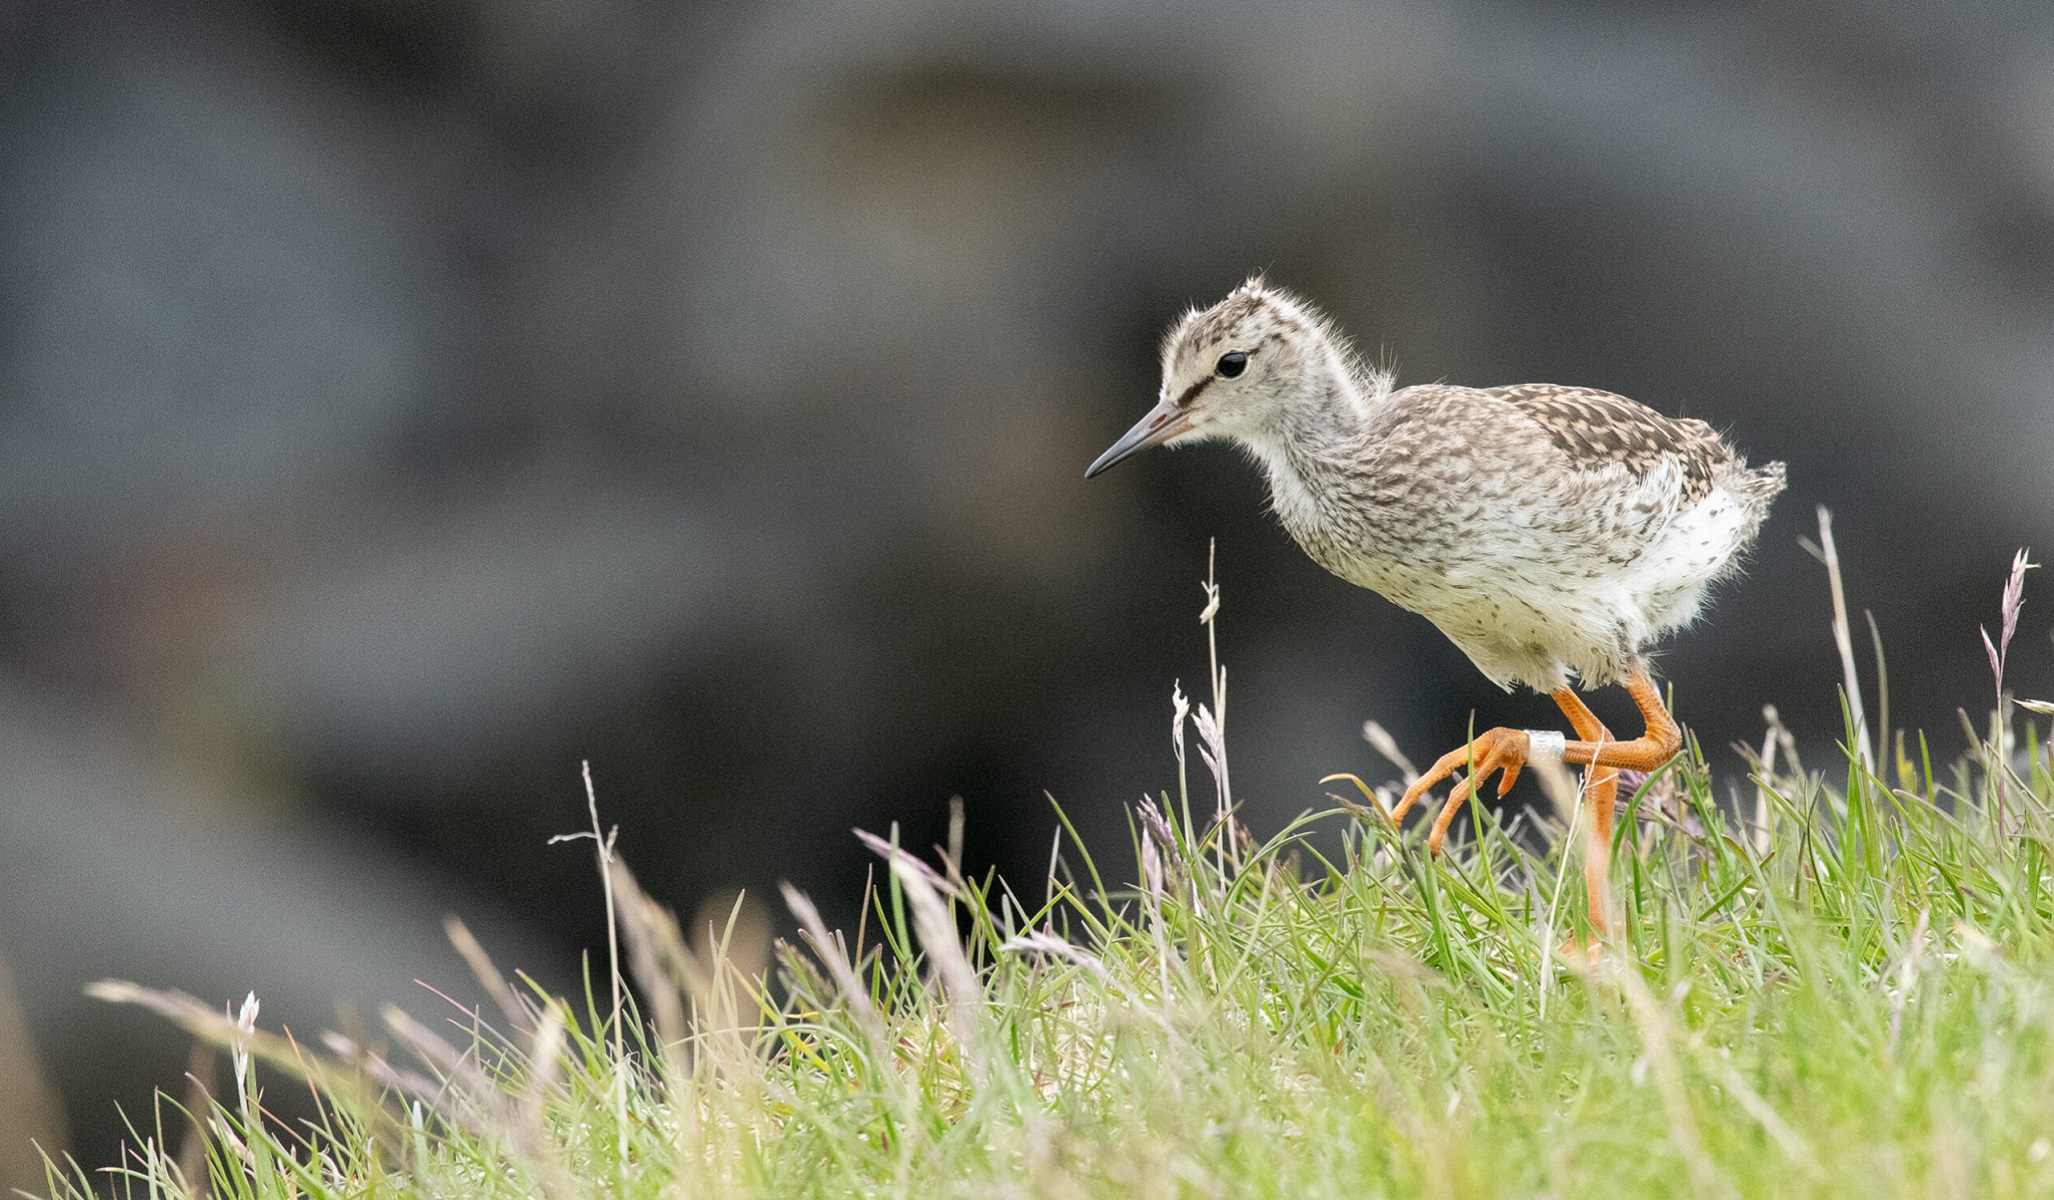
(51, 544, 2054, 1199)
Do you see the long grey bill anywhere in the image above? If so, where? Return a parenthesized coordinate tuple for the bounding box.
(1084, 400, 1191, 478)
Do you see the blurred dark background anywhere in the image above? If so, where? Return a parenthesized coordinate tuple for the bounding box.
(3, 0, 2053, 1173)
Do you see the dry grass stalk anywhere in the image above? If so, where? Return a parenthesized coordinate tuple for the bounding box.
(686, 890, 773, 1093)
(1171, 683, 1193, 833)
(861, 830, 983, 1072)
(381, 1003, 502, 1120)
(88, 982, 377, 1114)
(1198, 541, 1235, 873)
(175, 1040, 216, 1200)
(1362, 720, 1421, 786)
(1752, 706, 1784, 855)
(606, 858, 695, 1067)
(443, 915, 532, 1035)
(997, 931, 1111, 986)
(317, 1029, 489, 1138)
(782, 881, 890, 1061)
(1799, 507, 1873, 771)
(545, 762, 629, 1163)
(514, 1001, 567, 1156)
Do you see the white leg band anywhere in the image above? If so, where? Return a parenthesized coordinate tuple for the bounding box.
(1525, 730, 1566, 762)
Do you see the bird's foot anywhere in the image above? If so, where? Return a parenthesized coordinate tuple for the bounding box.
(1390, 727, 1531, 855)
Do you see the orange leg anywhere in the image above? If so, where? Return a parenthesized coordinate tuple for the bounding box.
(1560, 673, 1681, 775)
(1390, 673, 1682, 926)
(1552, 688, 1620, 936)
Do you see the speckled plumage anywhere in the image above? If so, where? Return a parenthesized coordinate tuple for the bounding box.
(1114, 278, 1786, 693)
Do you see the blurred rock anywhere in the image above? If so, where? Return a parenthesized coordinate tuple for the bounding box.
(0, 946, 66, 1194)
(0, 680, 557, 1157)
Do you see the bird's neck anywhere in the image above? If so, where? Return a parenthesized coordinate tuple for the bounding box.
(1241, 368, 1383, 533)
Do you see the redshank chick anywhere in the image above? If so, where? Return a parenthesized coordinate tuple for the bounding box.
(1087, 277, 1785, 932)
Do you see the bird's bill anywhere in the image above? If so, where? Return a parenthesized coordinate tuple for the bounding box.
(1084, 400, 1193, 478)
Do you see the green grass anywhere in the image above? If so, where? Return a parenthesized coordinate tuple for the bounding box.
(48, 550, 2054, 1199)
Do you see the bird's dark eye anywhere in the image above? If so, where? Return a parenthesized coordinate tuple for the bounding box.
(1216, 351, 1249, 378)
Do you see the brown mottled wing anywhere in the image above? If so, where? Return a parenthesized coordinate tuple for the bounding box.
(1488, 384, 1725, 506)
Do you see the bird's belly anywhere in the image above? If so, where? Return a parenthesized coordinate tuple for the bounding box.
(1316, 542, 1642, 689)
(1324, 542, 1589, 624)
(1312, 485, 1760, 687)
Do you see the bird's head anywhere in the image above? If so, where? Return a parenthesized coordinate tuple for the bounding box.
(1086, 277, 1354, 478)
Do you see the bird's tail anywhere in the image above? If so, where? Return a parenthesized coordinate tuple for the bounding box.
(1741, 460, 1788, 504)
(1723, 458, 1788, 529)
(1714, 452, 1786, 499)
